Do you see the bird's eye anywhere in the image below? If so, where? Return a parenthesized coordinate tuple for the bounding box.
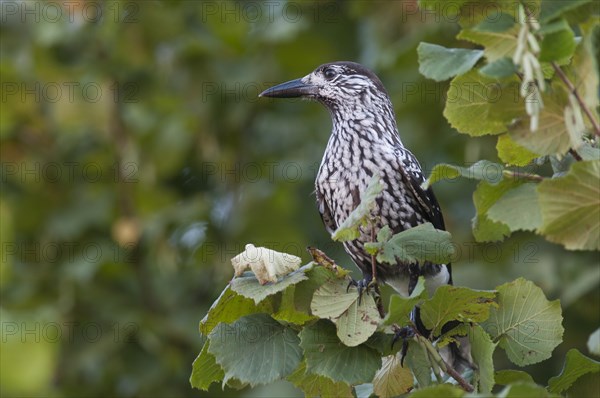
(323, 68, 336, 80)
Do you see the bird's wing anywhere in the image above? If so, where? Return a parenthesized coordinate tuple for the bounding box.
(316, 189, 337, 235)
(407, 176, 446, 230)
(399, 151, 453, 284)
(398, 151, 446, 231)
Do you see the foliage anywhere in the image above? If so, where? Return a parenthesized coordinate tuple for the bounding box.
(2, 0, 598, 396)
(191, 0, 599, 396)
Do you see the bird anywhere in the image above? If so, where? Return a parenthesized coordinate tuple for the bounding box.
(259, 61, 472, 373)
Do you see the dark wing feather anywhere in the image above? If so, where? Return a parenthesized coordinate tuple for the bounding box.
(316, 189, 337, 235)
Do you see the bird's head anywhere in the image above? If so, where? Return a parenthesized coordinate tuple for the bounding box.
(259, 61, 390, 111)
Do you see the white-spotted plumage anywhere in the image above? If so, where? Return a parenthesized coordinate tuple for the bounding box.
(261, 61, 472, 373)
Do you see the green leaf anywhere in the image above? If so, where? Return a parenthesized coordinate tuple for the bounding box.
(287, 361, 354, 398)
(579, 143, 600, 161)
(482, 278, 564, 366)
(293, 266, 338, 314)
(539, 0, 592, 23)
(272, 285, 317, 326)
(368, 222, 454, 266)
(417, 42, 484, 82)
(497, 382, 554, 397)
(190, 341, 225, 391)
(571, 21, 599, 118)
(424, 160, 505, 188)
(408, 384, 465, 397)
(537, 160, 600, 250)
(473, 12, 515, 33)
(200, 286, 273, 335)
(332, 174, 384, 241)
(496, 134, 539, 166)
(208, 314, 302, 387)
(354, 383, 374, 398)
(509, 90, 572, 156)
(538, 18, 571, 35)
(311, 278, 380, 347)
(299, 320, 381, 385)
(539, 25, 576, 62)
(230, 264, 310, 304)
(479, 57, 518, 79)
(444, 71, 523, 136)
(548, 349, 600, 394)
(469, 324, 497, 394)
(404, 339, 433, 388)
(420, 285, 497, 336)
(372, 353, 413, 398)
(458, 23, 521, 62)
(494, 369, 535, 385)
(588, 328, 600, 356)
(472, 179, 523, 242)
(383, 278, 426, 327)
(487, 183, 542, 232)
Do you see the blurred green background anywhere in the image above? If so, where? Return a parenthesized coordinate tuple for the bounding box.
(1, 1, 598, 397)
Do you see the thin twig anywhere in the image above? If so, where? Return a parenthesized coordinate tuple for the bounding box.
(416, 334, 475, 392)
(370, 226, 377, 281)
(502, 170, 544, 182)
(370, 225, 386, 318)
(569, 149, 583, 161)
(552, 62, 600, 137)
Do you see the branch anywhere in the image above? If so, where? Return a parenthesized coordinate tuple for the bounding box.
(552, 62, 600, 137)
(415, 334, 475, 393)
(370, 226, 386, 319)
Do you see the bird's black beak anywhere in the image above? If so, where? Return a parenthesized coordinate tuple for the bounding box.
(259, 78, 317, 98)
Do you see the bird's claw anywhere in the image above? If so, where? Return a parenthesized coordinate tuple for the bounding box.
(392, 325, 416, 367)
(346, 276, 374, 305)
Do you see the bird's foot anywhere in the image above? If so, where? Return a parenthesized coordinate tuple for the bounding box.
(346, 275, 375, 305)
(392, 325, 417, 367)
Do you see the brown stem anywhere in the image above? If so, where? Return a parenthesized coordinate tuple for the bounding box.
(370, 226, 377, 281)
(416, 334, 475, 393)
(369, 226, 386, 318)
(569, 149, 583, 161)
(552, 62, 600, 137)
(502, 170, 544, 182)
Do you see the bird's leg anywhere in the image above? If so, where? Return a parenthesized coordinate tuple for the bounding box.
(346, 273, 373, 305)
(391, 323, 417, 367)
(369, 225, 378, 287)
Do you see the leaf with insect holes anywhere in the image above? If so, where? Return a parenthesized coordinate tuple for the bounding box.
(482, 278, 564, 366)
(420, 285, 497, 336)
(332, 174, 384, 242)
(311, 278, 380, 347)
